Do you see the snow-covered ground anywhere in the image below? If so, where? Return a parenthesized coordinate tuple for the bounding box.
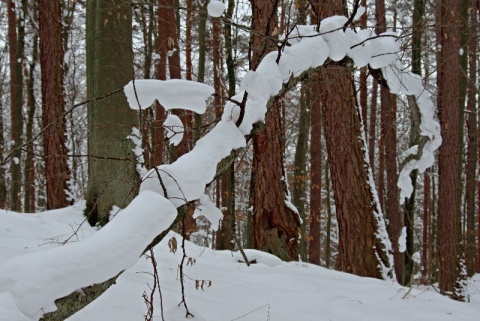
(0, 204, 479, 320)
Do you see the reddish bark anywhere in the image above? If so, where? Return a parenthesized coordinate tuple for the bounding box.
(464, 0, 478, 276)
(39, 0, 70, 209)
(251, 0, 300, 260)
(368, 79, 378, 174)
(422, 171, 430, 283)
(436, 0, 464, 299)
(381, 88, 403, 282)
(253, 103, 301, 260)
(308, 76, 322, 265)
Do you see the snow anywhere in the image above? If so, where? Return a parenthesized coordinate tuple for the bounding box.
(124, 79, 214, 113)
(163, 114, 184, 146)
(127, 127, 148, 177)
(1, 209, 479, 320)
(319, 16, 350, 61)
(368, 32, 400, 69)
(0, 192, 177, 320)
(207, 0, 226, 18)
(0, 12, 448, 320)
(381, 62, 442, 203)
(193, 194, 223, 231)
(353, 6, 366, 21)
(140, 119, 246, 207)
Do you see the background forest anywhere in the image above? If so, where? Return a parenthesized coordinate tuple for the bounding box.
(0, 0, 479, 319)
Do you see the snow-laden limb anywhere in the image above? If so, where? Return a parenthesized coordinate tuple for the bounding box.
(382, 61, 442, 203)
(0, 14, 442, 319)
(164, 114, 184, 146)
(134, 17, 404, 276)
(0, 191, 176, 320)
(140, 120, 246, 207)
(124, 79, 214, 113)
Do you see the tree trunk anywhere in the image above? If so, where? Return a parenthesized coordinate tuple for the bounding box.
(0, 67, 6, 209)
(403, 0, 425, 285)
(382, 89, 403, 283)
(309, 0, 393, 279)
(292, 83, 310, 261)
(253, 102, 301, 261)
(8, 0, 25, 212)
(325, 161, 333, 268)
(422, 170, 430, 283)
(214, 12, 236, 251)
(375, 0, 403, 283)
(251, 0, 300, 261)
(23, 28, 38, 213)
(308, 77, 322, 265)
(39, 0, 71, 210)
(320, 63, 391, 279)
(85, 0, 138, 225)
(359, 0, 368, 131)
(464, 0, 477, 276)
(368, 79, 378, 174)
(436, 0, 465, 300)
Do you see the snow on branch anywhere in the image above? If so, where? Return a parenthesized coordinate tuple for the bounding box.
(382, 62, 442, 203)
(0, 191, 177, 320)
(124, 79, 214, 113)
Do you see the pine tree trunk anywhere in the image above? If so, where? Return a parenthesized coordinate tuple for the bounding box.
(310, 0, 392, 279)
(320, 64, 390, 279)
(214, 13, 236, 251)
(422, 170, 431, 283)
(292, 84, 310, 261)
(8, 0, 25, 212)
(436, 0, 465, 300)
(251, 0, 300, 261)
(85, 0, 138, 225)
(376, 0, 403, 283)
(0, 77, 6, 209)
(308, 77, 322, 265)
(464, 0, 477, 276)
(39, 0, 71, 210)
(24, 30, 38, 213)
(368, 79, 378, 174)
(325, 162, 332, 268)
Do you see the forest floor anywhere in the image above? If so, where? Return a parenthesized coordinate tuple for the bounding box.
(1, 203, 479, 320)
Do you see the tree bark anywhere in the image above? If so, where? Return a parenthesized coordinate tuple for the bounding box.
(368, 79, 378, 175)
(23, 28, 38, 213)
(308, 77, 322, 265)
(251, 0, 300, 261)
(293, 84, 310, 261)
(214, 13, 236, 251)
(403, 0, 425, 285)
(85, 0, 138, 225)
(436, 0, 465, 300)
(320, 63, 391, 279)
(39, 0, 71, 210)
(376, 0, 403, 283)
(464, 0, 477, 276)
(8, 0, 25, 212)
(310, 0, 393, 279)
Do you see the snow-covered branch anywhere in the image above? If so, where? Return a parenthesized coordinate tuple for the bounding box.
(0, 13, 441, 320)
